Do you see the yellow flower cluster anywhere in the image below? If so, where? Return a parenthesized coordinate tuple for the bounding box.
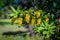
(56, 24, 60, 31)
(25, 14, 30, 23)
(37, 18, 41, 25)
(18, 18, 23, 26)
(45, 17, 49, 22)
(31, 17, 35, 25)
(10, 10, 50, 26)
(35, 11, 41, 18)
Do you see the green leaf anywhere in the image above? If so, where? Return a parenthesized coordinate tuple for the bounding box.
(13, 15, 17, 18)
(17, 6, 21, 13)
(29, 9, 34, 13)
(38, 27, 44, 30)
(49, 22, 54, 27)
(42, 22, 45, 27)
(44, 22, 48, 27)
(9, 13, 15, 17)
(39, 10, 42, 14)
(50, 26, 55, 29)
(46, 33, 50, 38)
(10, 6, 18, 13)
(37, 29, 40, 33)
(24, 11, 29, 14)
(47, 13, 50, 17)
(43, 31, 47, 35)
(50, 31, 54, 34)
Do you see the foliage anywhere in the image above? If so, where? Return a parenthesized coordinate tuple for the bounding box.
(0, 0, 59, 40)
(10, 6, 24, 18)
(34, 22, 56, 38)
(9, 6, 24, 25)
(9, 6, 42, 26)
(9, 6, 56, 39)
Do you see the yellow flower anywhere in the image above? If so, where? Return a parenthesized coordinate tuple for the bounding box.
(45, 17, 49, 22)
(37, 18, 41, 25)
(56, 24, 60, 31)
(25, 14, 30, 23)
(35, 11, 41, 18)
(11, 18, 16, 24)
(31, 17, 35, 25)
(18, 18, 23, 26)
